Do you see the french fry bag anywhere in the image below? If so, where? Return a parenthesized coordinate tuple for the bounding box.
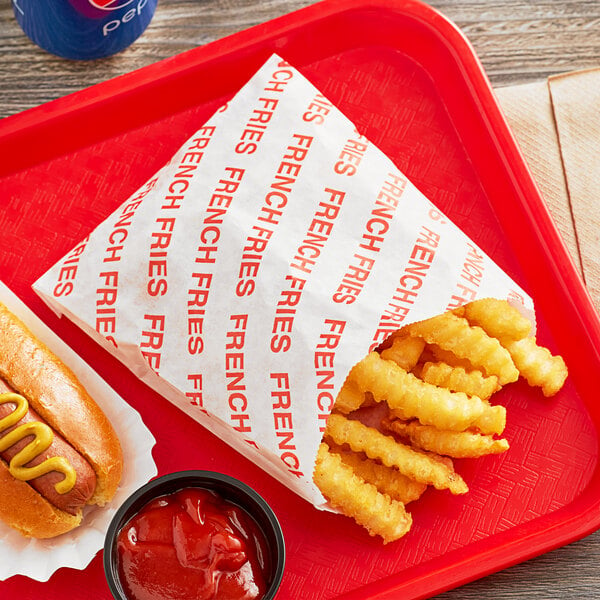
(33, 54, 533, 509)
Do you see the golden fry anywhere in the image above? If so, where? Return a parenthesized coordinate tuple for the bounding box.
(419, 361, 500, 401)
(383, 418, 509, 458)
(350, 352, 493, 433)
(389, 402, 505, 436)
(313, 443, 413, 543)
(380, 335, 425, 371)
(425, 344, 475, 371)
(334, 379, 366, 414)
(324, 413, 468, 494)
(461, 298, 532, 342)
(471, 404, 506, 436)
(413, 359, 507, 433)
(503, 336, 568, 397)
(332, 446, 427, 504)
(405, 312, 519, 385)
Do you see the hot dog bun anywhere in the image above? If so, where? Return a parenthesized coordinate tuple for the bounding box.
(0, 302, 123, 537)
(0, 463, 81, 538)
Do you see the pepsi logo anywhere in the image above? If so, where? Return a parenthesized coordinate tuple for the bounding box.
(89, 0, 135, 10)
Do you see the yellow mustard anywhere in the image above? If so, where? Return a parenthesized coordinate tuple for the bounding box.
(0, 392, 76, 494)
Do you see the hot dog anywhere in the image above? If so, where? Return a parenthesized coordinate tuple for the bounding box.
(0, 302, 123, 538)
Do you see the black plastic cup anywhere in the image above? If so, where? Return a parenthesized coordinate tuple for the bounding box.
(104, 470, 285, 600)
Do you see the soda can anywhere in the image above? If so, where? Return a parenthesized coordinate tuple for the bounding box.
(12, 0, 158, 60)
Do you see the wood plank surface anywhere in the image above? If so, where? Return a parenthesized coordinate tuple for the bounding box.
(1, 1, 600, 599)
(1, 0, 600, 118)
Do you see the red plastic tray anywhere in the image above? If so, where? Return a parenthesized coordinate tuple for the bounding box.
(2, 0, 600, 598)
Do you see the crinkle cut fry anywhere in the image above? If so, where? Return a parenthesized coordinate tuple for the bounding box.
(472, 403, 506, 436)
(504, 336, 568, 397)
(404, 312, 519, 385)
(331, 445, 427, 504)
(388, 402, 506, 437)
(333, 379, 366, 414)
(350, 351, 500, 434)
(313, 443, 413, 543)
(325, 413, 468, 494)
(380, 335, 425, 371)
(383, 417, 509, 458)
(460, 298, 532, 342)
(425, 344, 474, 371)
(419, 361, 500, 401)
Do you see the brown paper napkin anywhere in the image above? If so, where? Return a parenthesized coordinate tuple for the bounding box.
(495, 68, 600, 310)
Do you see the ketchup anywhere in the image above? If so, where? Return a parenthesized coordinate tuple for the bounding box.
(116, 487, 271, 600)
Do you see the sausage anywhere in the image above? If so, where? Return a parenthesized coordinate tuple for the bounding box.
(0, 379, 96, 515)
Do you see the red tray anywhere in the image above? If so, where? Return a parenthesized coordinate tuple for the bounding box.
(1, 0, 600, 598)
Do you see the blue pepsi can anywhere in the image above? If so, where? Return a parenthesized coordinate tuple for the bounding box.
(12, 0, 158, 60)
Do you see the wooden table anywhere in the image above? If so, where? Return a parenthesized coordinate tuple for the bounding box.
(1, 1, 599, 598)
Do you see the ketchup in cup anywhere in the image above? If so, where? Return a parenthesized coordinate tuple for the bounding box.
(117, 488, 268, 600)
(104, 471, 285, 600)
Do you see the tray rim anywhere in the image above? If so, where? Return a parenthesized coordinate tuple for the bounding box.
(3, 0, 600, 598)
